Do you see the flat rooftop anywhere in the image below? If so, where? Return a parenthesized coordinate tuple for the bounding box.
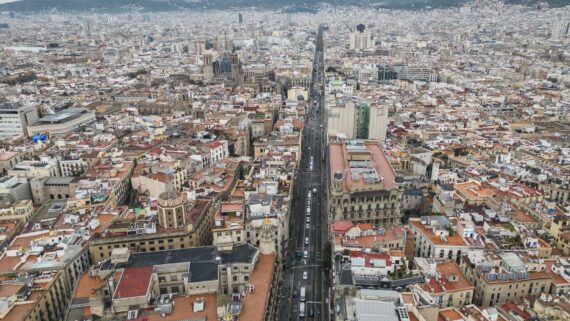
(0, 101, 23, 110)
(409, 219, 468, 247)
(115, 243, 258, 270)
(113, 266, 153, 299)
(330, 140, 397, 193)
(239, 254, 275, 321)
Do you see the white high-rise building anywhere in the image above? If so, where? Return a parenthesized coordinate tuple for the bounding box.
(368, 104, 388, 142)
(0, 101, 39, 140)
(349, 31, 374, 50)
(327, 99, 357, 138)
(551, 20, 570, 41)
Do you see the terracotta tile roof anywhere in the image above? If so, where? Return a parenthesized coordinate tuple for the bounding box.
(74, 272, 106, 299)
(133, 294, 217, 321)
(209, 141, 225, 149)
(423, 261, 473, 294)
(356, 223, 373, 231)
(409, 220, 468, 247)
(544, 260, 569, 285)
(0, 284, 23, 297)
(113, 266, 153, 299)
(401, 293, 414, 304)
(349, 251, 392, 268)
(0, 151, 19, 161)
(331, 220, 355, 234)
(390, 249, 405, 257)
(500, 302, 531, 319)
(1, 291, 42, 321)
(221, 203, 244, 212)
(238, 254, 275, 321)
(511, 209, 537, 224)
(329, 141, 397, 193)
(335, 227, 406, 248)
(438, 308, 466, 321)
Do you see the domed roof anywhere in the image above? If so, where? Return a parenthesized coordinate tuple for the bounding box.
(334, 170, 343, 180)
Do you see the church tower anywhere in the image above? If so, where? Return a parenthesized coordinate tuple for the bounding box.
(203, 52, 214, 81)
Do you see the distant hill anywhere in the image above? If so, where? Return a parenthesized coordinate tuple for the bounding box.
(0, 0, 567, 13)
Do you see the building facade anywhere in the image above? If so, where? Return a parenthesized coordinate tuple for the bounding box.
(328, 140, 404, 226)
(0, 101, 39, 139)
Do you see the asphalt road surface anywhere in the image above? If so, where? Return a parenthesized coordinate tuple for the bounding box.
(277, 26, 330, 321)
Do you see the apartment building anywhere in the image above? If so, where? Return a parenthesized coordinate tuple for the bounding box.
(68, 243, 279, 321)
(0, 150, 23, 175)
(59, 157, 88, 177)
(329, 139, 404, 226)
(0, 271, 68, 321)
(0, 199, 33, 222)
(0, 230, 91, 321)
(8, 158, 61, 179)
(460, 251, 552, 307)
(409, 216, 470, 262)
(416, 259, 474, 308)
(89, 196, 215, 262)
(549, 215, 570, 256)
(213, 201, 246, 248)
(330, 221, 407, 252)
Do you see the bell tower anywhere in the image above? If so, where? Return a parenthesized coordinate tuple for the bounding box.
(202, 52, 214, 81)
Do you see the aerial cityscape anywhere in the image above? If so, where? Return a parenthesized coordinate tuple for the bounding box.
(0, 1, 569, 321)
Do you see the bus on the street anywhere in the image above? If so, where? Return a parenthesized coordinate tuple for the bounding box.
(299, 302, 306, 318)
(300, 287, 306, 302)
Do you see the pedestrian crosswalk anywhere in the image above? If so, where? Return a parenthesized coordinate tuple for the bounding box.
(291, 263, 322, 269)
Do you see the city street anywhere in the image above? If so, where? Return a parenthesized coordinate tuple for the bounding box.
(278, 26, 329, 321)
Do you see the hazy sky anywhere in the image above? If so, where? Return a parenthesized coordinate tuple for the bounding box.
(0, 0, 20, 3)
